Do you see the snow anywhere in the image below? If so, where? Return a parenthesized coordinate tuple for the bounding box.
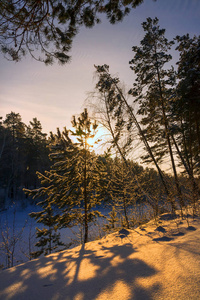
(0, 212, 200, 300)
(0, 204, 78, 267)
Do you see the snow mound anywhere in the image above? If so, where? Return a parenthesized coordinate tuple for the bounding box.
(0, 214, 200, 300)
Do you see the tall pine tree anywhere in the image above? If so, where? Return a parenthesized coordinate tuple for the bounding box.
(129, 17, 183, 211)
(25, 109, 107, 248)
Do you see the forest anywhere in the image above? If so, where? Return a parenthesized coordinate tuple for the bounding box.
(0, 17, 199, 266)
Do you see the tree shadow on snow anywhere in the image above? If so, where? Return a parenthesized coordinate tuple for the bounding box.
(0, 239, 161, 300)
(63, 242, 160, 299)
(152, 236, 174, 242)
(186, 226, 196, 231)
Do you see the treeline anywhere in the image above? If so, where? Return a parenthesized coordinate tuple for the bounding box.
(0, 109, 172, 265)
(0, 110, 167, 211)
(0, 112, 50, 206)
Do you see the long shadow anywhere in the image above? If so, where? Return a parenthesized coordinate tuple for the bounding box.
(63, 242, 160, 299)
(0, 239, 161, 300)
(152, 236, 173, 242)
(71, 243, 85, 284)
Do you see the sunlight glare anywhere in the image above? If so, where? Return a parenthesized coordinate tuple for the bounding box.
(87, 126, 109, 152)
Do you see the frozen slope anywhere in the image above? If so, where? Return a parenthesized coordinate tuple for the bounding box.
(0, 214, 200, 300)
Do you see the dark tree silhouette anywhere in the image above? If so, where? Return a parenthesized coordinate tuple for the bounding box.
(0, 0, 146, 64)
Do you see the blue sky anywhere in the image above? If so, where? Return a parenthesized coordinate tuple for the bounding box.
(0, 0, 200, 134)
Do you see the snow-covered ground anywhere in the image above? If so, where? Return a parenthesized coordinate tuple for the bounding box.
(0, 202, 152, 268)
(0, 210, 200, 299)
(0, 203, 106, 268)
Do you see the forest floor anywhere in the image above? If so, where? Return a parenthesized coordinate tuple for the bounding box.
(0, 208, 200, 300)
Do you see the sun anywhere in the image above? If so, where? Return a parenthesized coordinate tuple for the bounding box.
(86, 136, 96, 147)
(86, 126, 109, 151)
(70, 123, 110, 153)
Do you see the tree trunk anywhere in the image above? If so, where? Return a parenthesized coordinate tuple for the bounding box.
(102, 67, 170, 197)
(84, 148, 88, 244)
(155, 58, 183, 213)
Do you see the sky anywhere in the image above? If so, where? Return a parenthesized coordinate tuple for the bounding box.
(0, 0, 200, 135)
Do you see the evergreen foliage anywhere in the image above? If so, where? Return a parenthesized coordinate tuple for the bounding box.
(1, 112, 26, 200)
(129, 17, 175, 164)
(0, 0, 144, 64)
(128, 17, 200, 211)
(0, 112, 49, 206)
(173, 34, 200, 177)
(70, 109, 108, 243)
(24, 109, 108, 249)
(103, 206, 118, 232)
(29, 205, 65, 258)
(108, 157, 137, 229)
(92, 18, 200, 215)
(128, 17, 182, 211)
(93, 63, 170, 199)
(25, 118, 50, 190)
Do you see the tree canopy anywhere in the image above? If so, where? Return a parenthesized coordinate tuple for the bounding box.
(0, 0, 146, 64)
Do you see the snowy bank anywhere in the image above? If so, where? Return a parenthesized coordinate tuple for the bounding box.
(0, 213, 200, 300)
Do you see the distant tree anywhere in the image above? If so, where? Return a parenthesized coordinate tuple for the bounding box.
(2, 112, 26, 199)
(0, 0, 145, 64)
(0, 117, 8, 208)
(3, 112, 25, 141)
(0, 116, 5, 160)
(25, 118, 50, 189)
(0, 113, 50, 204)
(140, 167, 167, 217)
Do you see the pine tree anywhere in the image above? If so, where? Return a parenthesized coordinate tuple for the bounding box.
(169, 34, 200, 208)
(174, 34, 200, 177)
(25, 118, 49, 189)
(108, 157, 137, 229)
(29, 204, 65, 258)
(3, 112, 26, 199)
(104, 206, 119, 232)
(24, 109, 108, 247)
(0, 0, 143, 64)
(129, 18, 174, 162)
(129, 17, 183, 211)
(70, 108, 107, 243)
(93, 64, 170, 204)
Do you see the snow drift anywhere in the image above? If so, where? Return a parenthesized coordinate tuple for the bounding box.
(0, 213, 200, 300)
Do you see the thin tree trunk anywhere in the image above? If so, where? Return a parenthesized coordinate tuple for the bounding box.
(84, 147, 88, 244)
(102, 66, 170, 197)
(154, 53, 183, 212)
(171, 133, 200, 196)
(123, 198, 129, 229)
(104, 92, 157, 211)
